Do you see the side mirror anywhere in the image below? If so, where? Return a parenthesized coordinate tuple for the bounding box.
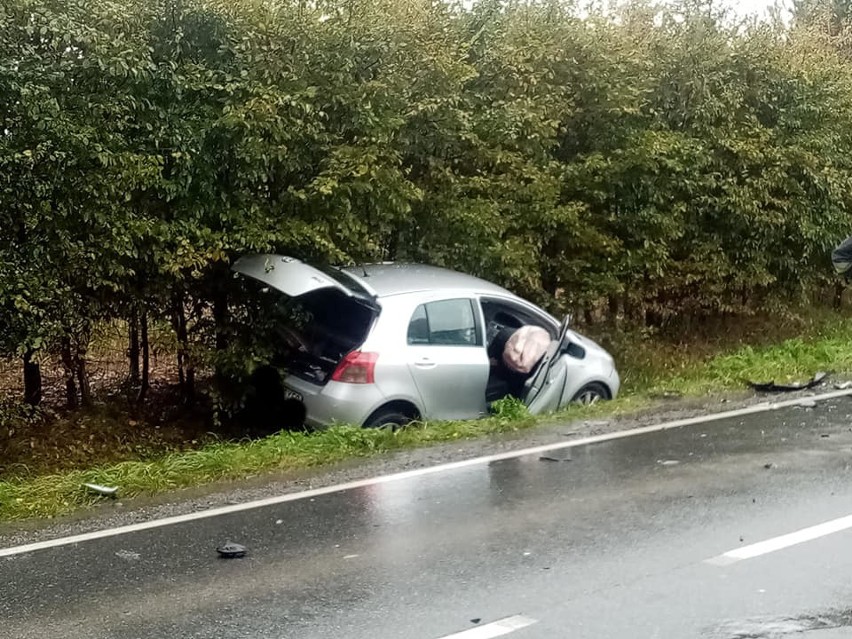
(562, 341, 586, 359)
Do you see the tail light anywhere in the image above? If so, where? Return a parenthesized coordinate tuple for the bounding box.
(331, 351, 378, 384)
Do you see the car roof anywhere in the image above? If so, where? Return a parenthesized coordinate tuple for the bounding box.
(340, 263, 513, 298)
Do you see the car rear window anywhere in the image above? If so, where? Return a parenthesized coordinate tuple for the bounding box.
(314, 264, 373, 299)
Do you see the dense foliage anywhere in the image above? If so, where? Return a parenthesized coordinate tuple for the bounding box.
(2, 0, 852, 410)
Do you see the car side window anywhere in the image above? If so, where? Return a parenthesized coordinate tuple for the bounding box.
(407, 304, 430, 345)
(480, 298, 557, 339)
(407, 299, 480, 346)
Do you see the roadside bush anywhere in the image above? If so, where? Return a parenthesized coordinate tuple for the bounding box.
(2, 0, 852, 418)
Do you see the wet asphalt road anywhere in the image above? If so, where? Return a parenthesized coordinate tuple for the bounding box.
(5, 398, 852, 638)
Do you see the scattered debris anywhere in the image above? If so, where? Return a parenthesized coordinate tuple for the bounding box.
(798, 399, 818, 409)
(749, 372, 828, 393)
(82, 483, 118, 497)
(650, 391, 683, 400)
(539, 454, 571, 462)
(216, 542, 247, 559)
(739, 536, 744, 542)
(764, 463, 776, 469)
(115, 550, 140, 561)
(561, 432, 578, 437)
(836, 381, 852, 390)
(471, 619, 482, 625)
(821, 433, 830, 439)
(343, 554, 359, 559)
(657, 459, 680, 466)
(275, 519, 283, 525)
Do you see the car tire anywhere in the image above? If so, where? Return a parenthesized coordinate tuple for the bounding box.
(363, 407, 416, 429)
(571, 383, 609, 406)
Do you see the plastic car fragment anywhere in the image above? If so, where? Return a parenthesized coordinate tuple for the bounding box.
(748, 372, 827, 393)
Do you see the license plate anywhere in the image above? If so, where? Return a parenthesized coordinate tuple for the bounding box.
(283, 388, 303, 402)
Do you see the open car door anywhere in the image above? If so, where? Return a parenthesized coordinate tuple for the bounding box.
(521, 315, 585, 415)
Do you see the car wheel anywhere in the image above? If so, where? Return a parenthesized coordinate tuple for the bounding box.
(571, 383, 609, 406)
(363, 408, 415, 429)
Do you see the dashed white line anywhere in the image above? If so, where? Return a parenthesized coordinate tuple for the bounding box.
(706, 513, 852, 566)
(1, 388, 850, 559)
(436, 615, 537, 639)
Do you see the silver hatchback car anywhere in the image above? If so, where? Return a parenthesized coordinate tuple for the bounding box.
(233, 255, 620, 428)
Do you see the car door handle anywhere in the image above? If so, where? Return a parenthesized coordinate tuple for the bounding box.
(414, 358, 437, 369)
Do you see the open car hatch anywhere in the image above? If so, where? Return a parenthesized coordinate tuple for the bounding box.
(231, 254, 380, 387)
(232, 254, 375, 304)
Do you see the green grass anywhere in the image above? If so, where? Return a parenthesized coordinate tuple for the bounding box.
(0, 403, 539, 520)
(4, 312, 852, 522)
(629, 316, 852, 396)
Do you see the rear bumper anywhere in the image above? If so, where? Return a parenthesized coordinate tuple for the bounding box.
(283, 376, 385, 428)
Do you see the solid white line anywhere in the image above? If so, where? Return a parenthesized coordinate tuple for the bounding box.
(706, 513, 852, 566)
(436, 615, 537, 639)
(1, 388, 850, 559)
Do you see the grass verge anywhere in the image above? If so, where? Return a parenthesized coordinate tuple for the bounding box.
(3, 310, 852, 522)
(0, 401, 539, 521)
(621, 312, 852, 396)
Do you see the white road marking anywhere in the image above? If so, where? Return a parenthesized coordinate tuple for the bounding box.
(436, 615, 537, 639)
(1, 388, 850, 559)
(706, 513, 852, 566)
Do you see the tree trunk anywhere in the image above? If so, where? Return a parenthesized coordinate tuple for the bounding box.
(212, 281, 229, 389)
(77, 353, 92, 407)
(607, 294, 620, 326)
(137, 309, 150, 405)
(740, 286, 750, 309)
(177, 351, 185, 386)
(23, 349, 42, 407)
(185, 363, 195, 405)
(129, 309, 140, 384)
(212, 283, 229, 352)
(834, 282, 845, 310)
(61, 337, 78, 409)
(645, 307, 664, 329)
(171, 296, 185, 387)
(623, 288, 641, 324)
(173, 292, 195, 405)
